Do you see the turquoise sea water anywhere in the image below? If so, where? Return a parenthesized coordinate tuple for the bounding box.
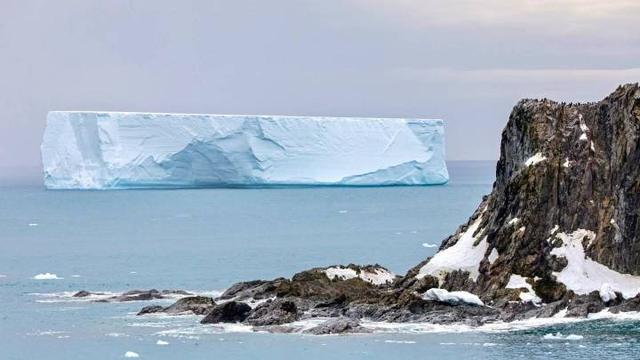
(1, 161, 639, 359)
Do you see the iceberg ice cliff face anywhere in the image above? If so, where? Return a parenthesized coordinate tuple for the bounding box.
(41, 112, 448, 189)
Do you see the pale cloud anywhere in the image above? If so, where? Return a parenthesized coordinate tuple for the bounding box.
(354, 0, 640, 32)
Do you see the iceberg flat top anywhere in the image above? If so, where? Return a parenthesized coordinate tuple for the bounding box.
(41, 111, 448, 189)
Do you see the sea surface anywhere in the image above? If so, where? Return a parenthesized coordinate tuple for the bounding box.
(1, 161, 639, 359)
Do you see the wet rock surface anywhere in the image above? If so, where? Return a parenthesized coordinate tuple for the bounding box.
(136, 296, 215, 316)
(200, 301, 252, 324)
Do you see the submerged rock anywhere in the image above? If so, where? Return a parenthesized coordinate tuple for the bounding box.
(303, 318, 369, 335)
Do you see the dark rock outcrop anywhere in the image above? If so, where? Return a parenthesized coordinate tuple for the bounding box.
(412, 83, 640, 303)
(200, 301, 252, 324)
(138, 84, 640, 334)
(136, 296, 215, 316)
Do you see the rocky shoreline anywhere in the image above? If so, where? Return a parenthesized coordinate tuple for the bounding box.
(84, 83, 640, 334)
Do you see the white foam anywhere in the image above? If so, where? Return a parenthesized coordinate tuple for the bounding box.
(105, 333, 129, 338)
(27, 330, 68, 337)
(124, 351, 140, 358)
(383, 340, 416, 344)
(33, 273, 63, 280)
(542, 332, 583, 340)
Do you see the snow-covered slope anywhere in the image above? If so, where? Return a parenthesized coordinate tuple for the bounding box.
(41, 112, 448, 189)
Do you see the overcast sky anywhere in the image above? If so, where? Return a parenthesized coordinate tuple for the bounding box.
(1, 0, 638, 178)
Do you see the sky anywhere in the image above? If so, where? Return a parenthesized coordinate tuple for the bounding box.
(1, 0, 638, 180)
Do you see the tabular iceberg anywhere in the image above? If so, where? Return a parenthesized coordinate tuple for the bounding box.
(41, 112, 448, 189)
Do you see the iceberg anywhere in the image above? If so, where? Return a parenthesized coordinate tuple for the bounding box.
(41, 112, 448, 189)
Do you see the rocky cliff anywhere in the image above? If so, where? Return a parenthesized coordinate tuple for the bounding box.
(407, 83, 640, 305)
(132, 83, 640, 332)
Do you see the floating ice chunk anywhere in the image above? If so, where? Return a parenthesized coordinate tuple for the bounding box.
(28, 223, 39, 227)
(124, 351, 140, 358)
(42, 112, 449, 189)
(338, 210, 348, 214)
(422, 243, 438, 248)
(156, 340, 169, 346)
(33, 273, 63, 280)
(417, 216, 487, 282)
(551, 229, 640, 298)
(542, 333, 583, 340)
(0, 274, 6, 278)
(524, 153, 546, 167)
(71, 275, 81, 278)
(422, 288, 484, 306)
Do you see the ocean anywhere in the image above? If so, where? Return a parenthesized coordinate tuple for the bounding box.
(1, 161, 639, 359)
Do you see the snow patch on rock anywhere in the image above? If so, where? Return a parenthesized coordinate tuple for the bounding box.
(524, 153, 546, 167)
(506, 274, 541, 304)
(323, 266, 396, 286)
(488, 248, 499, 264)
(417, 216, 486, 283)
(551, 229, 640, 299)
(422, 288, 484, 306)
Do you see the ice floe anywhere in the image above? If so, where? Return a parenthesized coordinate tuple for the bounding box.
(33, 273, 62, 280)
(124, 351, 140, 358)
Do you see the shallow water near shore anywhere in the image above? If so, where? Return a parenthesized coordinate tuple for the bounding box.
(2, 161, 640, 359)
